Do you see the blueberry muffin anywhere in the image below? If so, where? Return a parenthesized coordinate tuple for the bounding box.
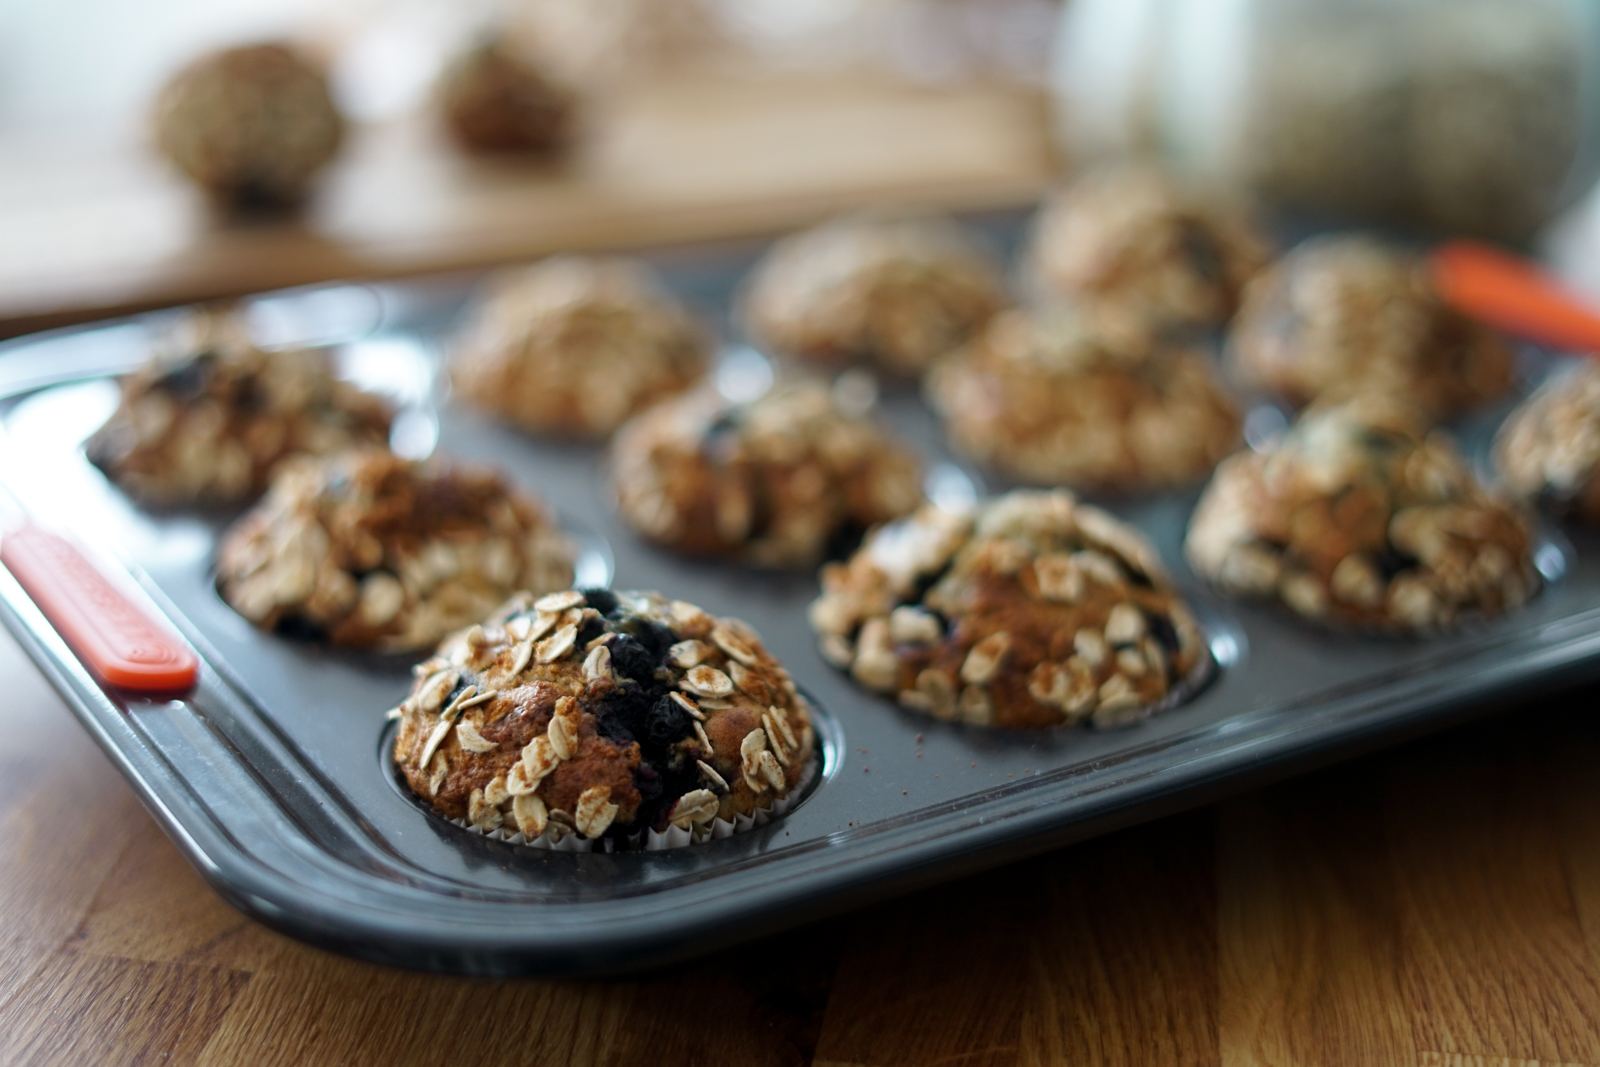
(216, 448, 574, 650)
(392, 588, 815, 847)
(740, 214, 1009, 376)
(1229, 234, 1514, 415)
(610, 380, 924, 567)
(1026, 165, 1269, 331)
(152, 43, 344, 209)
(1186, 394, 1538, 631)
(437, 38, 575, 156)
(86, 308, 392, 507)
(451, 256, 709, 439)
(1495, 361, 1600, 524)
(926, 305, 1239, 491)
(809, 490, 1208, 729)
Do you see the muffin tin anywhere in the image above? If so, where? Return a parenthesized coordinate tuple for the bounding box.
(1, 219, 1598, 977)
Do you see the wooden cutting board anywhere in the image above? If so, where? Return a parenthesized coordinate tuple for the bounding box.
(0, 74, 1057, 340)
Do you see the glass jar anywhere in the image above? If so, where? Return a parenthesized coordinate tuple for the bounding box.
(1050, 0, 1600, 241)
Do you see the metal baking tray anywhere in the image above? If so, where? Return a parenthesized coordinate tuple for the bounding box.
(2, 221, 1598, 977)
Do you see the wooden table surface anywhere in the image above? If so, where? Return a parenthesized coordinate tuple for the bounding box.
(7, 616, 1600, 1066)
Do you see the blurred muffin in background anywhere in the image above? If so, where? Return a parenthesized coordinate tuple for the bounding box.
(152, 43, 344, 210)
(1026, 165, 1269, 331)
(437, 38, 576, 156)
(451, 256, 710, 440)
(740, 214, 1009, 377)
(927, 304, 1239, 492)
(1185, 393, 1538, 632)
(87, 307, 391, 508)
(610, 380, 924, 567)
(1496, 362, 1600, 524)
(1229, 233, 1514, 416)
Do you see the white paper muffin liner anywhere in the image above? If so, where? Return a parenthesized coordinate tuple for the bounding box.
(449, 755, 819, 853)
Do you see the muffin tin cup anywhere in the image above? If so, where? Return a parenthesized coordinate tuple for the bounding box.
(4, 222, 1600, 976)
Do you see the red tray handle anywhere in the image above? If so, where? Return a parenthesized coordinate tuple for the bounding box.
(1, 525, 198, 692)
(1431, 239, 1600, 353)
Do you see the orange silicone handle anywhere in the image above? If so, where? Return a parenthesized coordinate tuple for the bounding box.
(1431, 239, 1600, 353)
(1, 525, 198, 692)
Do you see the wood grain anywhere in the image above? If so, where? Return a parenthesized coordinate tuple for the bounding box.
(0, 945, 249, 1066)
(814, 872, 1033, 1066)
(0, 74, 1055, 340)
(1387, 741, 1600, 1062)
(9, 636, 1600, 1065)
(1019, 811, 1219, 1067)
(1217, 769, 1415, 1067)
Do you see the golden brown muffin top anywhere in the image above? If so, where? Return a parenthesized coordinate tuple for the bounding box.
(452, 256, 709, 439)
(611, 380, 924, 567)
(927, 305, 1240, 491)
(740, 213, 1009, 376)
(1186, 394, 1538, 631)
(216, 448, 573, 651)
(1496, 362, 1600, 524)
(1228, 233, 1514, 415)
(811, 490, 1208, 729)
(87, 308, 392, 507)
(1026, 165, 1269, 330)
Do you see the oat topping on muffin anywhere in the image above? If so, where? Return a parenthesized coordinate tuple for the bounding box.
(610, 380, 924, 567)
(927, 305, 1240, 491)
(1025, 165, 1269, 331)
(1186, 394, 1538, 631)
(152, 43, 345, 209)
(451, 256, 710, 439)
(1495, 362, 1600, 524)
(1228, 233, 1514, 415)
(809, 490, 1208, 729)
(392, 588, 815, 845)
(216, 448, 574, 650)
(86, 308, 392, 507)
(437, 38, 576, 156)
(740, 213, 1009, 376)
